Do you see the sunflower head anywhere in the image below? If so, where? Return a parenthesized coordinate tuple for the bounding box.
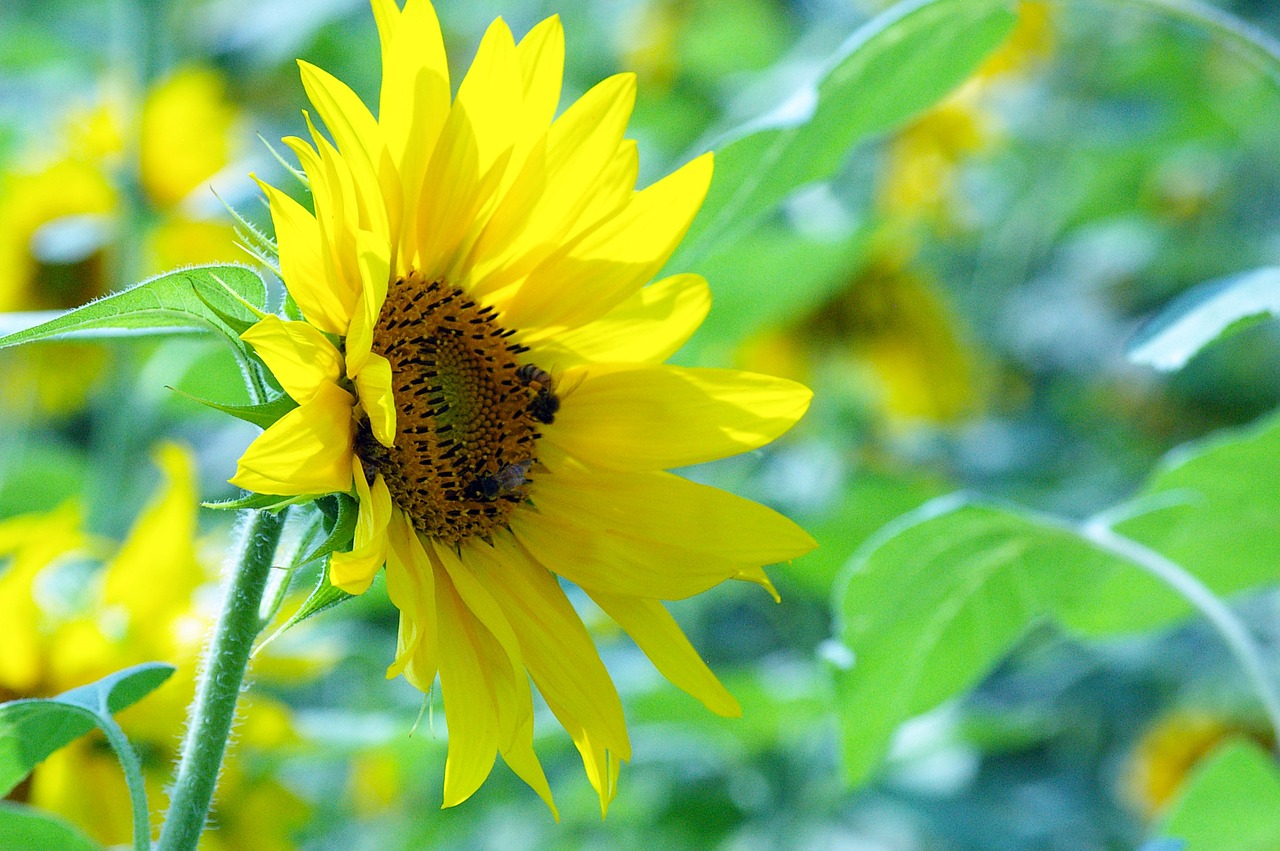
(231, 0, 816, 815)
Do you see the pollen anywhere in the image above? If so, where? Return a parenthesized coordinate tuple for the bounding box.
(356, 272, 552, 544)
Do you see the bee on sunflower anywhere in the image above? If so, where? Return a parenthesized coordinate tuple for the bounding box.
(228, 0, 816, 815)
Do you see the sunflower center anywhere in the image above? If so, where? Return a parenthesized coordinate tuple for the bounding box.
(355, 272, 555, 544)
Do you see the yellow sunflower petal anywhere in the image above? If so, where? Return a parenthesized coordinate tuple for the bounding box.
(329, 457, 392, 594)
(297, 60, 399, 249)
(355, 352, 396, 448)
(240, 315, 343, 404)
(509, 15, 565, 179)
(384, 512, 437, 686)
(345, 232, 392, 377)
(524, 272, 709, 370)
(466, 73, 637, 297)
(497, 151, 712, 331)
(282, 132, 362, 327)
(379, 0, 450, 263)
(546, 364, 810, 470)
(434, 567, 501, 806)
(256, 180, 349, 335)
(229, 382, 354, 495)
(471, 533, 631, 759)
(414, 19, 522, 279)
(513, 460, 816, 599)
(431, 540, 557, 814)
(586, 590, 741, 718)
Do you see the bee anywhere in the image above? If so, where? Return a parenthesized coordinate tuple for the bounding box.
(516, 362, 560, 424)
(466, 459, 532, 501)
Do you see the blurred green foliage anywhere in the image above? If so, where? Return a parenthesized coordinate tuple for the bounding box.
(2, 0, 1280, 848)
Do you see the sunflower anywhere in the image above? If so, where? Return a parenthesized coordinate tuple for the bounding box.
(230, 0, 816, 814)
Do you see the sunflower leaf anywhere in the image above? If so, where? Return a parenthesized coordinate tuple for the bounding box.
(1128, 267, 1280, 371)
(829, 497, 1124, 787)
(668, 0, 1018, 270)
(169, 387, 299, 430)
(0, 803, 102, 851)
(0, 264, 268, 352)
(0, 662, 175, 796)
(260, 496, 359, 639)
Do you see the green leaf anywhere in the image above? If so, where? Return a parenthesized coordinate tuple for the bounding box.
(0, 662, 175, 796)
(830, 496, 1124, 786)
(170, 388, 299, 430)
(1128, 267, 1280, 371)
(667, 0, 1018, 271)
(1156, 739, 1280, 850)
(1069, 413, 1280, 634)
(0, 264, 267, 352)
(0, 801, 102, 851)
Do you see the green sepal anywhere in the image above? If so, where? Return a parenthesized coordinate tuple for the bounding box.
(168, 387, 298, 430)
(203, 491, 319, 512)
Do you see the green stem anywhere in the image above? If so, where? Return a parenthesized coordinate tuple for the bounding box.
(95, 711, 152, 851)
(1081, 520, 1280, 752)
(157, 508, 287, 851)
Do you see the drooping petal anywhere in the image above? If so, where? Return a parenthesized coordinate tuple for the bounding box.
(230, 382, 354, 495)
(240, 315, 343, 404)
(383, 513, 437, 687)
(523, 273, 710, 370)
(433, 566, 501, 807)
(469, 534, 631, 759)
(329, 456, 392, 594)
(586, 590, 741, 717)
(545, 364, 811, 470)
(496, 152, 712, 331)
(430, 540, 557, 815)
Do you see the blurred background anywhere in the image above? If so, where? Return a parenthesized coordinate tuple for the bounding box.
(2, 0, 1280, 847)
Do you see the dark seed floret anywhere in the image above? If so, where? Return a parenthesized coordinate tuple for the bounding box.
(356, 272, 551, 544)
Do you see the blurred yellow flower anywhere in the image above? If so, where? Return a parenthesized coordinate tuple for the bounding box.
(0, 65, 242, 414)
(742, 246, 980, 427)
(0, 444, 309, 848)
(1124, 711, 1274, 819)
(230, 0, 815, 815)
(878, 0, 1053, 228)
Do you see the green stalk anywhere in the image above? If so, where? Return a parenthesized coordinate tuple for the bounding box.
(157, 508, 287, 851)
(96, 710, 153, 851)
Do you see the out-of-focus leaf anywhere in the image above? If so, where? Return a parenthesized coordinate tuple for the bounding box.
(1156, 739, 1280, 850)
(1128, 267, 1280, 371)
(691, 226, 865, 350)
(668, 0, 1018, 270)
(1068, 413, 1280, 634)
(0, 802, 101, 851)
(830, 496, 1123, 786)
(0, 265, 267, 353)
(789, 470, 947, 597)
(0, 663, 175, 796)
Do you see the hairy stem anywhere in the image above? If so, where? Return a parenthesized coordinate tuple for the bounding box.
(157, 508, 287, 851)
